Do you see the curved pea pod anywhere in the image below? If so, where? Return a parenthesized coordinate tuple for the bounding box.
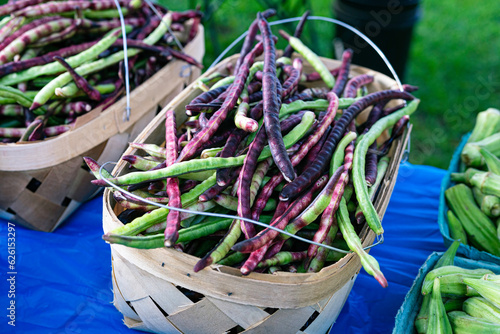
(448, 311, 500, 333)
(278, 30, 334, 89)
(427, 279, 453, 334)
(463, 297, 500, 323)
(422, 266, 494, 295)
(463, 278, 500, 309)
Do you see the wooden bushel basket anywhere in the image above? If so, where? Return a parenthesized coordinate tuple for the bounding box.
(0, 27, 205, 232)
(103, 54, 412, 333)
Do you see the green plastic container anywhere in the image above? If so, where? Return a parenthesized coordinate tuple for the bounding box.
(437, 133, 500, 262)
(392, 251, 500, 333)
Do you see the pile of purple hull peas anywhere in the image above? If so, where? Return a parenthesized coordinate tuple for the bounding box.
(0, 0, 202, 142)
(88, 10, 420, 286)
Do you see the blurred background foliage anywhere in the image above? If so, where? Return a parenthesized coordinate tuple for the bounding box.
(159, 0, 500, 169)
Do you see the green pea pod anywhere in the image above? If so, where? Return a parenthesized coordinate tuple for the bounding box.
(286, 35, 335, 88)
(104, 218, 233, 249)
(330, 131, 357, 176)
(353, 99, 420, 235)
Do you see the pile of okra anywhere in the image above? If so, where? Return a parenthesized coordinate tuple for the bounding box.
(0, 0, 202, 142)
(90, 11, 420, 284)
(414, 241, 500, 332)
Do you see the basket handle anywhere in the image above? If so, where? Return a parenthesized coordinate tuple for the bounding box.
(209, 16, 410, 162)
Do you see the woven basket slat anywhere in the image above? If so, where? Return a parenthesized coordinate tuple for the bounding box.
(111, 261, 141, 321)
(35, 156, 81, 203)
(0, 171, 31, 207)
(129, 297, 181, 334)
(124, 316, 156, 333)
(11, 191, 65, 230)
(114, 251, 196, 315)
(206, 297, 270, 330)
(166, 298, 238, 334)
(241, 307, 316, 334)
(303, 276, 357, 334)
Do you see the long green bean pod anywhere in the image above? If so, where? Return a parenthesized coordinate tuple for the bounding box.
(107, 173, 216, 236)
(354, 156, 390, 224)
(278, 98, 357, 119)
(353, 99, 419, 235)
(278, 30, 335, 88)
(0, 28, 123, 86)
(330, 131, 357, 175)
(337, 197, 387, 287)
(31, 13, 173, 108)
(103, 218, 233, 249)
(93, 112, 316, 186)
(0, 85, 34, 108)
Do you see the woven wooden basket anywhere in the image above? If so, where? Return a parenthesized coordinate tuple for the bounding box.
(0, 27, 205, 232)
(103, 54, 411, 333)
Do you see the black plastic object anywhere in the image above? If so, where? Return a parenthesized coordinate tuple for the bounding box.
(333, 0, 422, 81)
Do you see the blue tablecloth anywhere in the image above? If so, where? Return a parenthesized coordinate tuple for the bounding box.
(0, 163, 447, 334)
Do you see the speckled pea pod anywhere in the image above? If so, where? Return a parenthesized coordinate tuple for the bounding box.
(0, 104, 23, 117)
(307, 216, 339, 273)
(257, 250, 307, 269)
(353, 100, 419, 234)
(238, 157, 273, 238)
(12, 0, 140, 17)
(308, 141, 354, 259)
(0, 17, 25, 42)
(0, 16, 55, 50)
(343, 74, 374, 98)
(0, 0, 50, 16)
(164, 110, 183, 247)
(113, 192, 158, 211)
(233, 174, 331, 254)
(43, 123, 73, 137)
(237, 176, 329, 274)
(92, 112, 315, 186)
(0, 19, 76, 65)
(280, 62, 301, 99)
(332, 49, 353, 97)
(186, 84, 229, 115)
